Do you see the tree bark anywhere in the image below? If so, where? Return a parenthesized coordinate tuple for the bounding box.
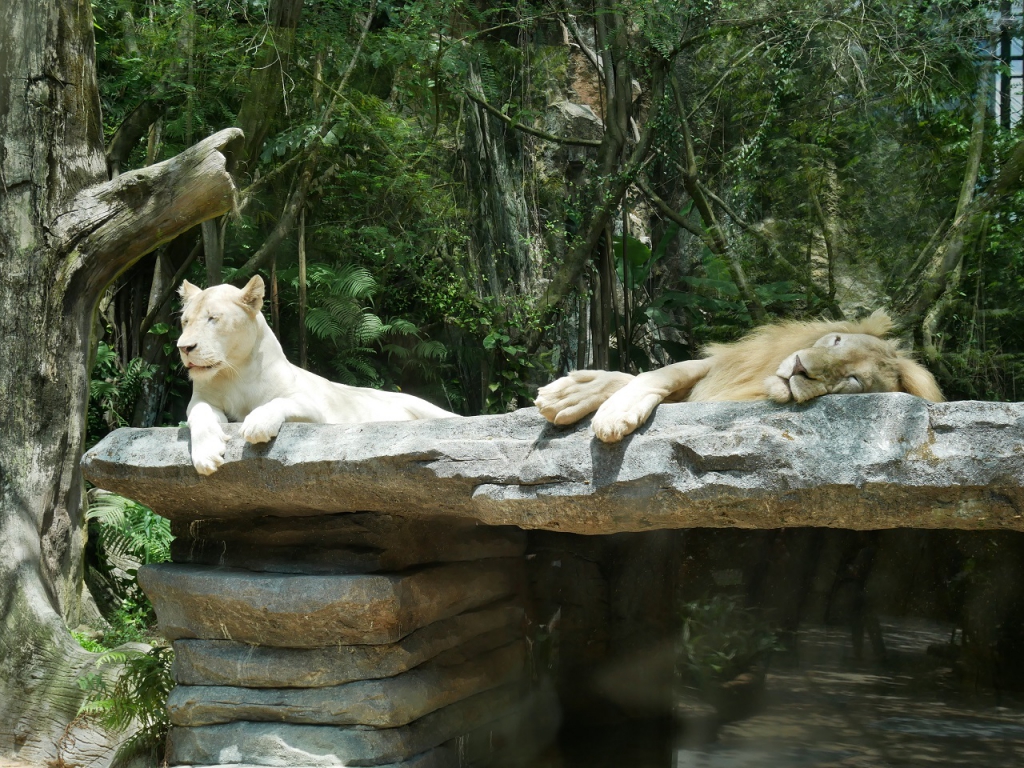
(235, 0, 307, 177)
(0, 2, 242, 763)
(901, 64, 991, 337)
(298, 208, 308, 369)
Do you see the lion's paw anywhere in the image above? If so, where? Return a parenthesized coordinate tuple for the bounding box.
(589, 388, 657, 442)
(787, 375, 828, 403)
(240, 406, 285, 444)
(191, 434, 227, 476)
(536, 370, 633, 425)
(591, 408, 642, 443)
(764, 375, 793, 404)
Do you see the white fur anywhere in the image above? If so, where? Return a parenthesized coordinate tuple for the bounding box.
(537, 312, 943, 444)
(177, 276, 457, 475)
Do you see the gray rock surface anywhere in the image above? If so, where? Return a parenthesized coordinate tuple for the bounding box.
(167, 641, 525, 727)
(168, 679, 559, 768)
(172, 604, 523, 687)
(83, 396, 1024, 533)
(169, 513, 525, 575)
(139, 561, 520, 646)
(166, 683, 525, 766)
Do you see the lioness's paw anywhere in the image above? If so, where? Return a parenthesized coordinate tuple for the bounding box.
(191, 435, 227, 476)
(536, 370, 633, 425)
(241, 406, 285, 444)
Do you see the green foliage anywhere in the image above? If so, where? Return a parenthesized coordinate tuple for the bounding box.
(88, 492, 173, 568)
(87, 342, 157, 445)
(89, 0, 1024, 410)
(679, 595, 783, 689)
(76, 493, 174, 765)
(78, 646, 174, 766)
(279, 261, 452, 388)
(84, 492, 172, 644)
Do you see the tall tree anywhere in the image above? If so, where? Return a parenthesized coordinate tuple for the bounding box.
(0, 1, 241, 762)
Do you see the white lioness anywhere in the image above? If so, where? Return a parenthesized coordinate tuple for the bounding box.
(177, 276, 457, 475)
(536, 311, 944, 443)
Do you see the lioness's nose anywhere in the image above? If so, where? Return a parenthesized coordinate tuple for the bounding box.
(178, 342, 197, 353)
(792, 355, 808, 376)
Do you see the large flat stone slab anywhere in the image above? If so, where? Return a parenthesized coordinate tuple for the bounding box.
(139, 561, 521, 646)
(172, 604, 523, 687)
(170, 513, 525, 575)
(82, 397, 1024, 533)
(166, 683, 525, 766)
(171, 678, 558, 768)
(167, 640, 525, 727)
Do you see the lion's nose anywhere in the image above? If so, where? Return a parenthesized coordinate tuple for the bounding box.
(178, 342, 197, 354)
(792, 355, 808, 376)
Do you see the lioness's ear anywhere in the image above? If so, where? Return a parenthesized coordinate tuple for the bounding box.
(178, 280, 202, 304)
(239, 275, 265, 314)
(896, 357, 944, 402)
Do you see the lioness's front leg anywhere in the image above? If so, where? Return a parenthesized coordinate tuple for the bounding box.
(591, 359, 712, 443)
(536, 370, 635, 425)
(240, 396, 325, 444)
(187, 401, 229, 476)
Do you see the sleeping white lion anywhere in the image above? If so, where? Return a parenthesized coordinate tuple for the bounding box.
(536, 311, 944, 443)
(177, 275, 457, 475)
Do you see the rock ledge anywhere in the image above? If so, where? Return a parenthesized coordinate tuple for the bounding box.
(82, 395, 1024, 533)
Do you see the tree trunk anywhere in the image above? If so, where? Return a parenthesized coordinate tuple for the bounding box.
(298, 208, 308, 369)
(0, 2, 242, 763)
(236, 0, 307, 177)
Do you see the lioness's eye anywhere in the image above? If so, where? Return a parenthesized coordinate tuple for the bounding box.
(849, 375, 860, 386)
(208, 315, 219, 323)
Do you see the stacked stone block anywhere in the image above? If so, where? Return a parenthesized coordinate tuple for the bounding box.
(139, 513, 552, 767)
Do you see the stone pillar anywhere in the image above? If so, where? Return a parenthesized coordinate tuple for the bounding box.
(138, 514, 557, 767)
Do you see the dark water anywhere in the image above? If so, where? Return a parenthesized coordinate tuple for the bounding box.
(519, 528, 1024, 768)
(529, 619, 1024, 767)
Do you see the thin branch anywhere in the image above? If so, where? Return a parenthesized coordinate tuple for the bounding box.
(234, 1, 377, 281)
(671, 74, 765, 321)
(686, 41, 767, 119)
(237, 147, 308, 213)
(809, 187, 837, 301)
(463, 91, 602, 147)
(560, 13, 603, 76)
(635, 177, 708, 242)
(695, 181, 844, 318)
(532, 59, 670, 333)
(139, 238, 202, 336)
(677, 15, 788, 54)
(106, 98, 168, 177)
(901, 61, 994, 334)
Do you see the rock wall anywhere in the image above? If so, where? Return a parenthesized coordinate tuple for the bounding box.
(137, 515, 556, 767)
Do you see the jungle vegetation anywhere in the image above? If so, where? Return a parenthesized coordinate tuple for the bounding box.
(88, 0, 1024, 436)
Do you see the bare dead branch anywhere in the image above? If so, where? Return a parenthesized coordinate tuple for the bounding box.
(55, 128, 244, 296)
